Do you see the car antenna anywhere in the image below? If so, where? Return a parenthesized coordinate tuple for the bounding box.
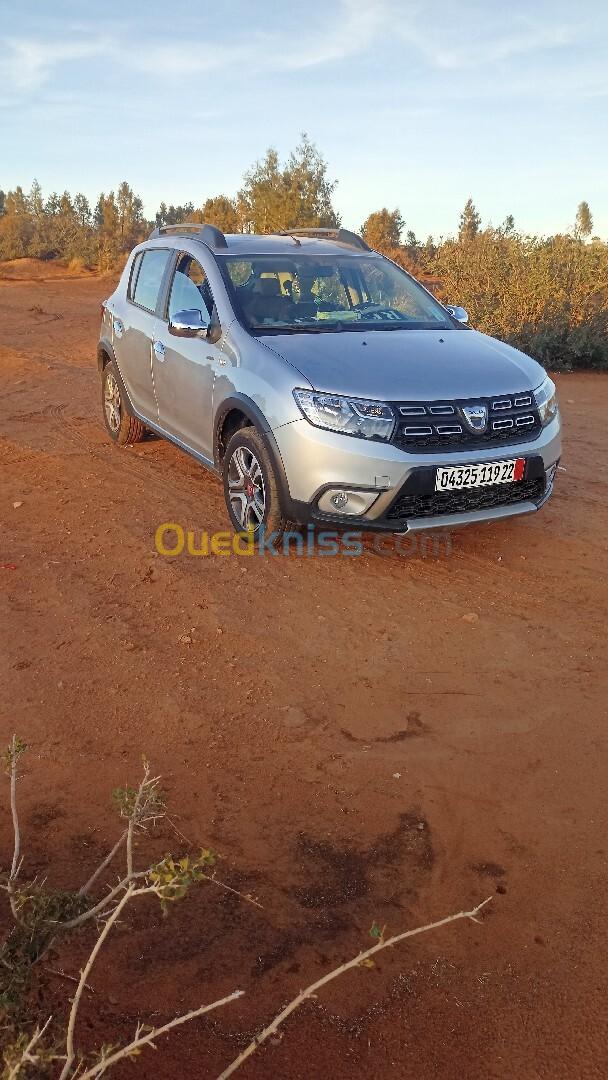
(266, 217, 301, 245)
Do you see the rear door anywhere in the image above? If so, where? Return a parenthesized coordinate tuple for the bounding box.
(152, 252, 222, 461)
(112, 248, 172, 420)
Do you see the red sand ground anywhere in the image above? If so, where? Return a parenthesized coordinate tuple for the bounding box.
(1, 271, 607, 1078)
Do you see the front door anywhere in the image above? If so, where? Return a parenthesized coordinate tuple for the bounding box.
(112, 248, 172, 421)
(152, 253, 221, 461)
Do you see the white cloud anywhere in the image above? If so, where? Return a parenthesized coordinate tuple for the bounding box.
(0, 2, 600, 111)
(395, 13, 580, 70)
(0, 0, 389, 98)
(1, 35, 111, 93)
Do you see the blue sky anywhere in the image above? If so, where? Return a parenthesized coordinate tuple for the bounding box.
(1, 0, 607, 238)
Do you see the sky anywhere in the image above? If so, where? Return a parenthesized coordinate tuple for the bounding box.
(1, 0, 607, 238)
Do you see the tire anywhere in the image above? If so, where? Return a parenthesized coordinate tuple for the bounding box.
(101, 360, 146, 445)
(223, 426, 290, 543)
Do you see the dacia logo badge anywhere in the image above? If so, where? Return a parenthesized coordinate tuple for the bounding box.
(461, 403, 488, 433)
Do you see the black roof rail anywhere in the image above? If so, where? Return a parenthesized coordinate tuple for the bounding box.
(276, 227, 370, 252)
(148, 223, 228, 249)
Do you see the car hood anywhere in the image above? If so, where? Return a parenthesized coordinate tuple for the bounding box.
(259, 327, 546, 400)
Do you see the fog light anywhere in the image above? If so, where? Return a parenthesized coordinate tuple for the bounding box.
(317, 489, 380, 515)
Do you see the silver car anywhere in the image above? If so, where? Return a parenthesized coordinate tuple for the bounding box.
(98, 225, 561, 541)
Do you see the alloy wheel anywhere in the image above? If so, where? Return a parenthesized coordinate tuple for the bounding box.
(104, 372, 121, 433)
(227, 445, 266, 530)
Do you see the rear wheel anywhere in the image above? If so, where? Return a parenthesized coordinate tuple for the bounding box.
(223, 427, 290, 542)
(102, 360, 145, 445)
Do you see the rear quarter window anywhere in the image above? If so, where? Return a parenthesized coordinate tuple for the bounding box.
(128, 251, 143, 299)
(131, 249, 171, 313)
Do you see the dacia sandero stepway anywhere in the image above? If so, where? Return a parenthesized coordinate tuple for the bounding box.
(98, 224, 561, 540)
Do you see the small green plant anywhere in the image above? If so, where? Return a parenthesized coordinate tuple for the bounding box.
(147, 851, 216, 911)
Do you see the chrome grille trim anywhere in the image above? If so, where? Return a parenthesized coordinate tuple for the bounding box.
(402, 425, 434, 436)
(391, 391, 541, 452)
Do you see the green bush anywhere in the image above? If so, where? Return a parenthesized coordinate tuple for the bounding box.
(421, 231, 608, 371)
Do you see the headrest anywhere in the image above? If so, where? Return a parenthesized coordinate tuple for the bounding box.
(258, 277, 281, 296)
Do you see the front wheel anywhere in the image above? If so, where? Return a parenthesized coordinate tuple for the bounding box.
(222, 427, 290, 542)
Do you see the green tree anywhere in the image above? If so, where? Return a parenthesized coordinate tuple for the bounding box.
(28, 179, 44, 216)
(154, 201, 200, 227)
(28, 179, 49, 258)
(575, 201, 593, 239)
(45, 192, 61, 217)
(116, 181, 145, 248)
(239, 135, 339, 232)
(361, 208, 404, 252)
(73, 193, 92, 230)
(95, 191, 121, 270)
(201, 195, 240, 233)
(0, 187, 33, 259)
(458, 198, 481, 242)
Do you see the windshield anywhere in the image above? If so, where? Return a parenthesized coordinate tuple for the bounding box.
(218, 253, 452, 333)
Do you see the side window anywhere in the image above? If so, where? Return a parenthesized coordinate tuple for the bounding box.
(128, 251, 143, 299)
(168, 255, 214, 322)
(132, 249, 171, 313)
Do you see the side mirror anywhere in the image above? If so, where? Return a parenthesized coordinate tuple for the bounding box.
(445, 304, 469, 324)
(168, 308, 209, 338)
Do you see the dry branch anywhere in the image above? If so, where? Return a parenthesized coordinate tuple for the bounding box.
(78, 991, 244, 1079)
(5, 1017, 52, 1080)
(218, 896, 493, 1079)
(78, 830, 127, 897)
(59, 886, 136, 1079)
(9, 735, 21, 880)
(58, 881, 242, 1080)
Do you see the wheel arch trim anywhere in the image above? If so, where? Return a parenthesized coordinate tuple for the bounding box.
(97, 339, 137, 418)
(214, 394, 295, 513)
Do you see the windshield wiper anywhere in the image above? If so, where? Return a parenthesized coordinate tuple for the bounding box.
(252, 322, 343, 334)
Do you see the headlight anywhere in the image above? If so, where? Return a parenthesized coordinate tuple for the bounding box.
(293, 389, 395, 441)
(534, 377, 559, 427)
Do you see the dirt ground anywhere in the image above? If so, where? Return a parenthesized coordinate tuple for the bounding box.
(1, 271, 607, 1079)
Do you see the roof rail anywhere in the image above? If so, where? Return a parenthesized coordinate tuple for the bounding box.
(276, 227, 370, 252)
(148, 223, 228, 249)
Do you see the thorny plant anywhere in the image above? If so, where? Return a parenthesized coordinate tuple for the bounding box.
(0, 736, 242, 1078)
(1, 736, 492, 1078)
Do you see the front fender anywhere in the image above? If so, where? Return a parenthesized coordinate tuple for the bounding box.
(213, 393, 296, 515)
(97, 338, 137, 418)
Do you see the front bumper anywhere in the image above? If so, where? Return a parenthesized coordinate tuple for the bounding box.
(273, 413, 562, 532)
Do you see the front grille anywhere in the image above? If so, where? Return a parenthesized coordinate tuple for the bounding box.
(386, 477, 545, 521)
(392, 392, 541, 452)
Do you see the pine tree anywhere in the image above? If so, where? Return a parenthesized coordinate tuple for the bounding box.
(201, 195, 240, 233)
(238, 135, 339, 233)
(361, 209, 404, 252)
(458, 198, 481, 241)
(575, 201, 593, 239)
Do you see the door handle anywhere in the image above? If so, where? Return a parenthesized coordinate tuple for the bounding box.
(153, 340, 166, 362)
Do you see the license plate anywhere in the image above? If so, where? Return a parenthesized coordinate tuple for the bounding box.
(435, 457, 525, 491)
